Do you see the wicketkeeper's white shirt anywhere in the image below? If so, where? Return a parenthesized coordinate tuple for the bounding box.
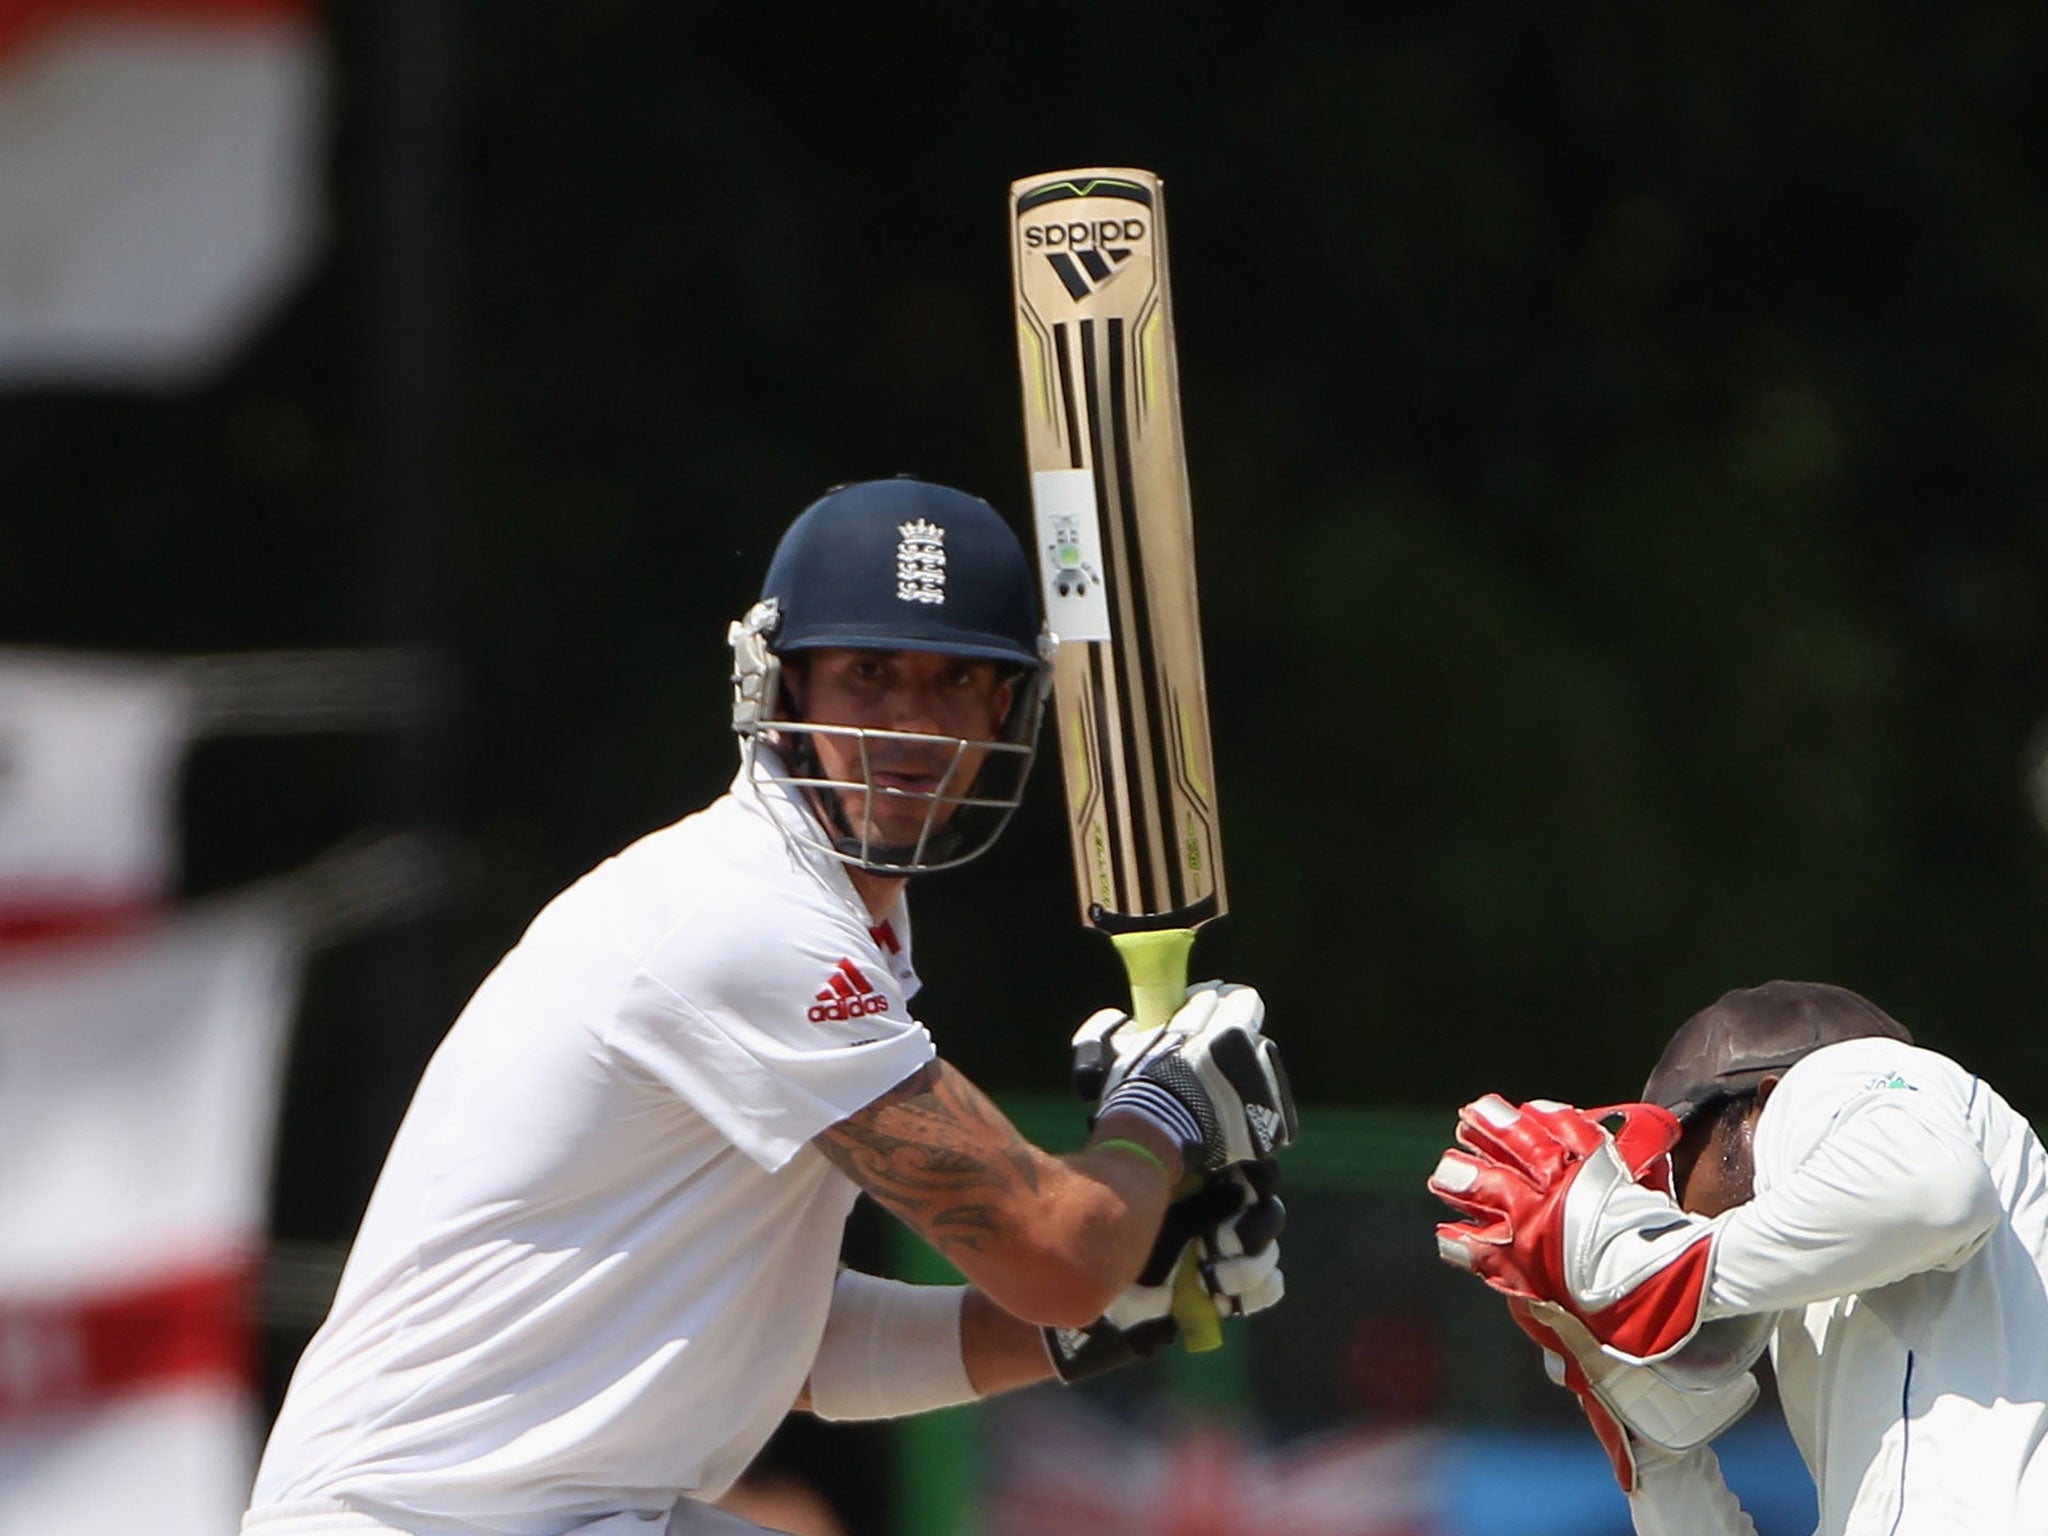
(1634, 1036, 2048, 1535)
(246, 759, 935, 1536)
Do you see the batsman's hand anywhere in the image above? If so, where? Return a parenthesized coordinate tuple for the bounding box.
(1045, 1159, 1286, 1383)
(1427, 1096, 1717, 1362)
(1080, 982, 1297, 1170)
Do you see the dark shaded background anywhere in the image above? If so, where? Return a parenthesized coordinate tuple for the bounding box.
(6, 4, 2046, 1285)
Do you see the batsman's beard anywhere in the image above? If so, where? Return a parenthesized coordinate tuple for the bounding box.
(767, 723, 1028, 873)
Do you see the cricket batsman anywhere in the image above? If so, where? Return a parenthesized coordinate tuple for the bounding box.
(242, 478, 1294, 1536)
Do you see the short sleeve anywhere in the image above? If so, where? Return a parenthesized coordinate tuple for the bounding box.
(604, 881, 935, 1171)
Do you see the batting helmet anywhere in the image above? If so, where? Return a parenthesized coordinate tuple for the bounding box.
(759, 478, 1043, 665)
(1642, 980, 1915, 1123)
(729, 478, 1052, 874)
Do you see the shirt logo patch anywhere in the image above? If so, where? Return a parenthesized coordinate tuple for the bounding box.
(810, 957, 891, 1022)
(1865, 1071, 1917, 1092)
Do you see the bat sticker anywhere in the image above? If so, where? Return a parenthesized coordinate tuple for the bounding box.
(1029, 467, 1112, 641)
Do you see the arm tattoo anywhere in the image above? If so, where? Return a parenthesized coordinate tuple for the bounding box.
(818, 1061, 1045, 1263)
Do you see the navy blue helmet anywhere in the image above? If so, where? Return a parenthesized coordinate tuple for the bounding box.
(760, 479, 1043, 666)
(730, 478, 1052, 874)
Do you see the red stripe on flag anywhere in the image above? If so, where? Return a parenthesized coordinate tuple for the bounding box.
(0, 1261, 254, 1422)
(0, 900, 155, 951)
(0, 0, 312, 62)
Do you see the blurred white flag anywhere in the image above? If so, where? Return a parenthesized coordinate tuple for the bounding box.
(0, 896, 301, 1536)
(0, 650, 195, 935)
(0, 0, 325, 386)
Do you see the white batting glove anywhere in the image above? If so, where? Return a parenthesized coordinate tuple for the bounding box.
(1079, 982, 1297, 1170)
(1069, 981, 1267, 1100)
(1045, 1161, 1286, 1383)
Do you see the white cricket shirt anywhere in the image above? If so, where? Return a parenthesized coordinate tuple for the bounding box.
(247, 758, 936, 1535)
(1634, 1037, 2048, 1535)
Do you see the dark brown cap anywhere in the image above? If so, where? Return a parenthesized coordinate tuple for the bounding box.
(1642, 980, 1914, 1122)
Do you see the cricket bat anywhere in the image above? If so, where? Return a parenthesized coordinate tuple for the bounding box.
(1009, 167, 1230, 1350)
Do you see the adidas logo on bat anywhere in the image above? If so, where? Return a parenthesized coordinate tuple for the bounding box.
(1040, 245, 1135, 301)
(1023, 217, 1147, 250)
(809, 958, 890, 1022)
(1025, 215, 1147, 299)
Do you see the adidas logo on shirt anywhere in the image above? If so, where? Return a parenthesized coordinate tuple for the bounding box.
(809, 958, 891, 1022)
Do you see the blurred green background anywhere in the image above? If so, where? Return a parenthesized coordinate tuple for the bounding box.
(6, 6, 2045, 1251)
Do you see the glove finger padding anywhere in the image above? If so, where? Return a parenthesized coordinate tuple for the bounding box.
(1429, 1095, 1662, 1284)
(1049, 1162, 1287, 1382)
(1070, 982, 1246, 1104)
(1099, 984, 1296, 1170)
(1069, 1007, 1133, 1103)
(1227, 1176, 1285, 1255)
(1584, 1102, 1682, 1194)
(1238, 1153, 1282, 1205)
(1201, 1207, 1286, 1318)
(1133, 1165, 1263, 1286)
(1427, 1150, 1532, 1274)
(1447, 1094, 1607, 1181)
(1429, 1096, 1717, 1363)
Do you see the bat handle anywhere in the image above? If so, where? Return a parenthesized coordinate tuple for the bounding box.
(1111, 928, 1195, 1032)
(1108, 928, 1223, 1354)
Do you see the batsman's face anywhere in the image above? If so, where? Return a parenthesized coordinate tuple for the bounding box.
(794, 648, 1014, 846)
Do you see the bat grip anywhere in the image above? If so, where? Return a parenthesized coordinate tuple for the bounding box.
(1108, 928, 1223, 1353)
(1110, 928, 1195, 1033)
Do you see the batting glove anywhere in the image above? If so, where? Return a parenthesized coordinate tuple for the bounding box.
(1079, 982, 1297, 1171)
(1045, 1159, 1286, 1383)
(1428, 1097, 1717, 1362)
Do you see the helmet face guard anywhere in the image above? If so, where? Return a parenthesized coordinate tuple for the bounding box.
(756, 711, 1043, 874)
(727, 479, 1053, 875)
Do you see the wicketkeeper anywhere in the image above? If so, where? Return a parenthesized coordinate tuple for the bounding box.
(1428, 979, 2048, 1535)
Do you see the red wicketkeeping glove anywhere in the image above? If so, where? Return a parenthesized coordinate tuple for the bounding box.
(1427, 1096, 1715, 1362)
(1507, 1292, 1762, 1493)
(1508, 1296, 1643, 1491)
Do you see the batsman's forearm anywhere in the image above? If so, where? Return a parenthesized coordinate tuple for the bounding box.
(1061, 1111, 1187, 1271)
(961, 1287, 1060, 1396)
(816, 1060, 1171, 1328)
(977, 1123, 1179, 1327)
(916, 1129, 1175, 1329)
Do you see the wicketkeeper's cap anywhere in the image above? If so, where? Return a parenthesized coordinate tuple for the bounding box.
(1642, 980, 1914, 1122)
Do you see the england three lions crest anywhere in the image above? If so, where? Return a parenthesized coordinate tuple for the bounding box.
(896, 519, 946, 605)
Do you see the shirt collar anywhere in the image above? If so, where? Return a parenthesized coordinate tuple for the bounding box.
(730, 744, 893, 920)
